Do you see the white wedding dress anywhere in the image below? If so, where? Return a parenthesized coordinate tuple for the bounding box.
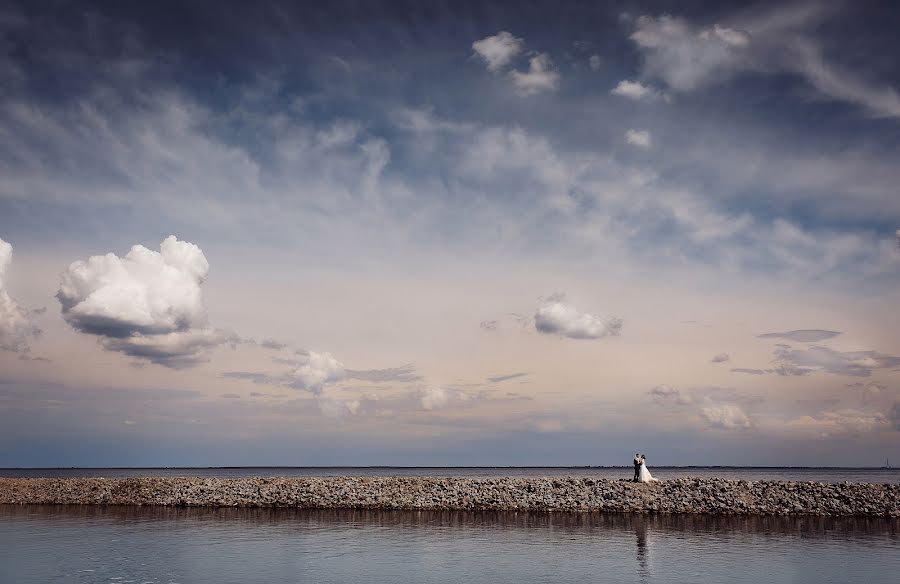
(638, 461, 658, 483)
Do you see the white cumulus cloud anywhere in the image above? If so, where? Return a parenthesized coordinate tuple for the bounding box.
(0, 238, 40, 353)
(701, 404, 753, 429)
(534, 295, 622, 340)
(56, 235, 232, 368)
(472, 31, 524, 72)
(290, 351, 345, 394)
(509, 53, 560, 95)
(625, 129, 652, 148)
(611, 80, 654, 100)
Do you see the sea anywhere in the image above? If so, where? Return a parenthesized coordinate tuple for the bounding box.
(2, 468, 898, 583)
(1, 466, 898, 483)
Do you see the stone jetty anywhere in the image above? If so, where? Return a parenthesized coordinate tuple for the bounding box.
(1, 477, 897, 516)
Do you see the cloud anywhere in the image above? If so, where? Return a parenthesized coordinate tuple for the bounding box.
(534, 295, 622, 340)
(648, 384, 693, 405)
(629, 15, 752, 91)
(223, 371, 276, 385)
(846, 381, 886, 405)
(486, 372, 530, 383)
(227, 351, 345, 395)
(628, 7, 900, 119)
(315, 384, 483, 420)
(288, 351, 345, 394)
(789, 37, 900, 119)
(610, 80, 657, 100)
(758, 329, 841, 342)
(56, 236, 232, 367)
(589, 55, 602, 71)
(771, 345, 900, 377)
(508, 53, 560, 95)
(700, 24, 752, 48)
(418, 385, 449, 411)
(889, 400, 900, 431)
(624, 129, 651, 148)
(344, 365, 422, 383)
(711, 352, 731, 363)
(730, 368, 766, 375)
(472, 31, 524, 72)
(0, 237, 40, 353)
(701, 404, 753, 430)
(479, 319, 499, 331)
(650, 385, 758, 430)
(259, 339, 288, 350)
(783, 409, 888, 437)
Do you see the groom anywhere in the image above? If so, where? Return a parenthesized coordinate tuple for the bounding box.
(633, 453, 641, 482)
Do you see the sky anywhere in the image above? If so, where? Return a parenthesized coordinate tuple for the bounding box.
(1, 0, 899, 467)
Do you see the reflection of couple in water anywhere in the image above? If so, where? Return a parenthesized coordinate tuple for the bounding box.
(632, 453, 659, 483)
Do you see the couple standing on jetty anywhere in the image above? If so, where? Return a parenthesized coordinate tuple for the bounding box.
(633, 453, 659, 483)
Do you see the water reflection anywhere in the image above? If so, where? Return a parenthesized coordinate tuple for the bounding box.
(634, 517, 649, 580)
(4, 504, 898, 536)
(2, 506, 898, 584)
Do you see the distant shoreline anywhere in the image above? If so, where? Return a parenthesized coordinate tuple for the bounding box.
(2, 477, 897, 516)
(1, 465, 895, 470)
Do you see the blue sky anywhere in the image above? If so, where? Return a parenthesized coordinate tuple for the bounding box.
(1, 0, 899, 467)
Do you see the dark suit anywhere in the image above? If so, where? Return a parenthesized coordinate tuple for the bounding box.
(633, 456, 641, 482)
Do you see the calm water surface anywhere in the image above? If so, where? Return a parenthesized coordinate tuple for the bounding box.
(3, 466, 899, 483)
(1, 506, 897, 584)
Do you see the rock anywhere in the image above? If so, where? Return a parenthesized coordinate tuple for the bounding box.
(0, 477, 897, 516)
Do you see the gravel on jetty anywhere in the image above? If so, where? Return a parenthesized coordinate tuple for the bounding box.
(1, 477, 897, 516)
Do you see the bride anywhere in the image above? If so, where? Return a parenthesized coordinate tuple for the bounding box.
(639, 455, 658, 483)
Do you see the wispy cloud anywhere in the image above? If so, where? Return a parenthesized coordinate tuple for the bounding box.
(758, 329, 841, 342)
(770, 345, 900, 377)
(344, 365, 422, 383)
(486, 372, 530, 383)
(628, 4, 900, 119)
(730, 368, 766, 375)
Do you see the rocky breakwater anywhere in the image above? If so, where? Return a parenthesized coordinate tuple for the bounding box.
(1, 477, 897, 516)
